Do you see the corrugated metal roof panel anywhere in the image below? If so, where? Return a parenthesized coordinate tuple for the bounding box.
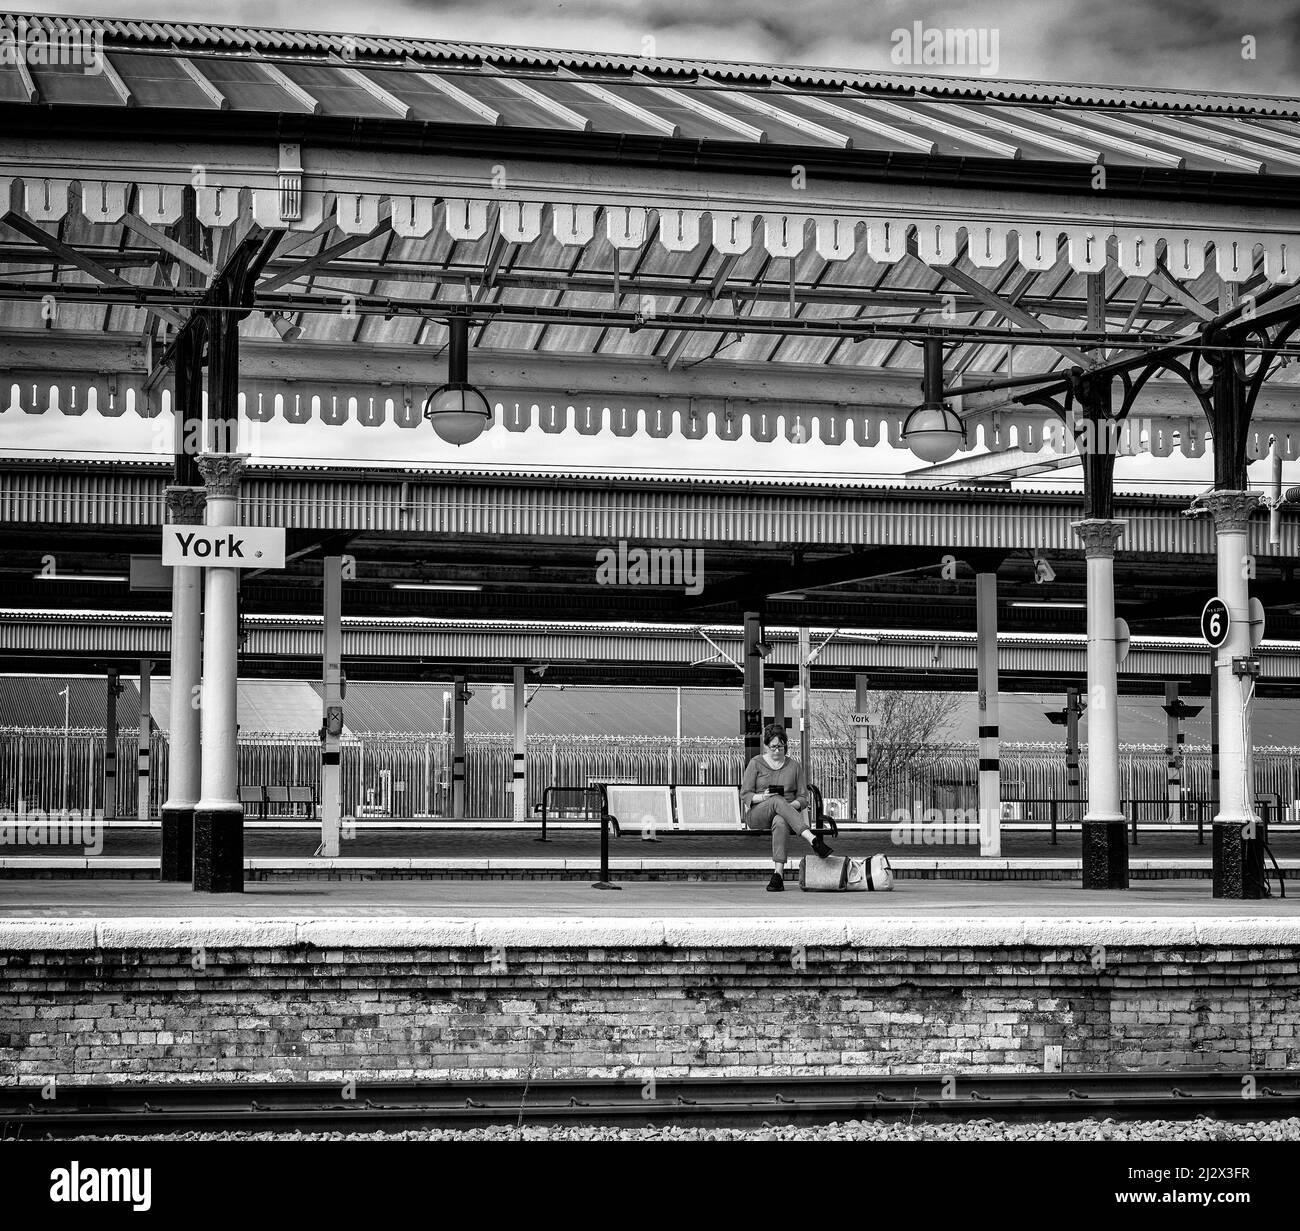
(4, 13, 1299, 119)
(0, 455, 1179, 498)
(12, 673, 1300, 745)
(0, 673, 142, 730)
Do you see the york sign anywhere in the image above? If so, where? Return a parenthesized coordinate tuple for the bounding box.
(161, 526, 286, 569)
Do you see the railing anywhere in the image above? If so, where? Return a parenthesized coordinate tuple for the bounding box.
(3, 728, 1300, 825)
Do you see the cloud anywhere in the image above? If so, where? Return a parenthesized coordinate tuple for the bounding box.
(15, 0, 1300, 91)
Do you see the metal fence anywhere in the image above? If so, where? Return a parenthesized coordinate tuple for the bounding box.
(2, 728, 1299, 821)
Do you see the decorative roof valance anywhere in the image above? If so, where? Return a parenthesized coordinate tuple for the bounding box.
(4, 174, 1298, 284)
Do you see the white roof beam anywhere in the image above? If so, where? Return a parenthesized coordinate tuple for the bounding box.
(922, 101, 1102, 161)
(257, 61, 322, 115)
(794, 93, 935, 153)
(98, 52, 133, 106)
(931, 258, 1092, 369)
(492, 74, 592, 131)
(1077, 111, 1262, 173)
(556, 70, 678, 136)
(1001, 107, 1185, 168)
(174, 55, 227, 108)
(1150, 114, 1300, 171)
(413, 69, 501, 124)
(848, 93, 1019, 158)
(12, 49, 36, 102)
(701, 80, 850, 147)
(633, 73, 765, 141)
(328, 58, 411, 118)
(906, 447, 1082, 480)
(120, 213, 215, 278)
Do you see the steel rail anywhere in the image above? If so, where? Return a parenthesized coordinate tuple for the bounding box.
(4, 1072, 1298, 1136)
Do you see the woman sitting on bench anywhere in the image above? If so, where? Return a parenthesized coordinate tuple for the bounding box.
(741, 723, 833, 891)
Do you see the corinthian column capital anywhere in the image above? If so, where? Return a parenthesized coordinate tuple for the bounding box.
(163, 485, 206, 525)
(1071, 518, 1126, 558)
(1198, 490, 1262, 534)
(195, 452, 248, 497)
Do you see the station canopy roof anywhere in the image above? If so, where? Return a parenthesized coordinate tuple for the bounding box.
(4, 12, 1300, 463)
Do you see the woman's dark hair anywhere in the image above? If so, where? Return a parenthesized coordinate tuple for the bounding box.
(763, 723, 788, 747)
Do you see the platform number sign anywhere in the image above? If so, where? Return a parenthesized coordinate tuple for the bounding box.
(1201, 598, 1231, 649)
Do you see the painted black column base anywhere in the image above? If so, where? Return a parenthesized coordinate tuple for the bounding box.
(159, 805, 194, 882)
(1212, 819, 1268, 899)
(1081, 819, 1129, 889)
(193, 807, 244, 893)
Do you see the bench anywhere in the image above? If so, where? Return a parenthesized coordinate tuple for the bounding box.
(598, 782, 837, 838)
(237, 784, 318, 820)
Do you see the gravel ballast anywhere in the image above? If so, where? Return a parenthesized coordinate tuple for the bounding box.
(51, 1115, 1300, 1142)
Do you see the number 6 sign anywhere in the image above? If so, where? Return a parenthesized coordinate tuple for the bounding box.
(1201, 597, 1231, 648)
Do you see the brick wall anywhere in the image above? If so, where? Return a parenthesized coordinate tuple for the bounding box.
(2, 920, 1298, 1083)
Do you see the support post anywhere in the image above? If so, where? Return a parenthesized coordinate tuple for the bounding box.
(1073, 518, 1128, 889)
(512, 665, 527, 821)
(1066, 686, 1081, 821)
(975, 571, 1002, 857)
(742, 610, 764, 762)
(773, 679, 785, 732)
(1200, 491, 1266, 898)
(137, 660, 152, 821)
(160, 487, 204, 881)
(854, 674, 870, 824)
(674, 686, 682, 786)
(1165, 682, 1182, 824)
(320, 554, 343, 857)
(1210, 665, 1220, 817)
(452, 673, 467, 819)
(193, 453, 247, 893)
(798, 627, 812, 788)
(104, 667, 119, 821)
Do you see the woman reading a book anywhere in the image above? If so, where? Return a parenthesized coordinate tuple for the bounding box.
(740, 723, 833, 891)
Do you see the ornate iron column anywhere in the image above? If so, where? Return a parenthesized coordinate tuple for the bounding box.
(1073, 517, 1128, 888)
(193, 453, 247, 892)
(159, 486, 205, 881)
(1200, 490, 1266, 897)
(1023, 368, 1134, 886)
(1165, 326, 1281, 897)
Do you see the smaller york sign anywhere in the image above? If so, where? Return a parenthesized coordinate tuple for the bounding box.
(161, 526, 286, 569)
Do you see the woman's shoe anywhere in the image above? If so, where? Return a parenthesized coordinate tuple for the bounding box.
(811, 835, 834, 859)
(766, 872, 784, 892)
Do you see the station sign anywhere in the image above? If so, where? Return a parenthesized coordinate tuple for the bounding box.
(851, 713, 873, 726)
(1113, 617, 1130, 664)
(1201, 597, 1230, 649)
(161, 526, 286, 569)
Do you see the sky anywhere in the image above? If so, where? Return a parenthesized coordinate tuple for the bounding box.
(11, 0, 1300, 95)
(2, 0, 1298, 489)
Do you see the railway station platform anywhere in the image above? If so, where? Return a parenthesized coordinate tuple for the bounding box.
(3, 822, 1298, 881)
(2, 877, 1297, 1088)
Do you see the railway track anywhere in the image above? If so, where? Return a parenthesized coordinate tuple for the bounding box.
(4, 1072, 1300, 1137)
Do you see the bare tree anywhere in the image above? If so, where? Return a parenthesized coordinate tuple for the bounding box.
(810, 690, 962, 798)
